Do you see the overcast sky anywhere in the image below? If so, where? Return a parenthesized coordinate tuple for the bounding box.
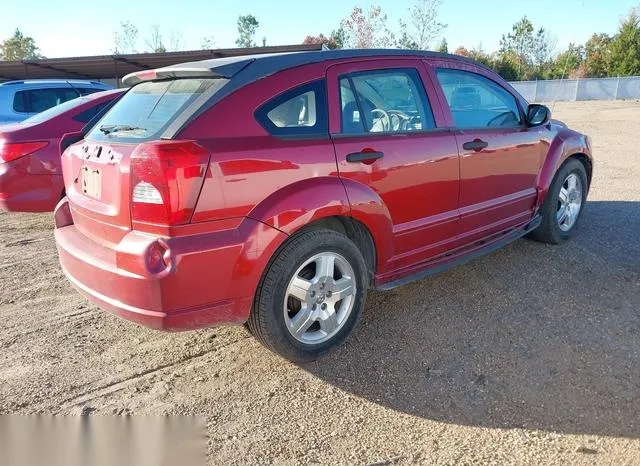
(1, 0, 637, 58)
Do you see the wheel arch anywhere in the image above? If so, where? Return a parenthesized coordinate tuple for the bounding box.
(536, 133, 593, 207)
(246, 176, 395, 286)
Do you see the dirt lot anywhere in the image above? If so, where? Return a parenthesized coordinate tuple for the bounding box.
(1, 100, 639, 465)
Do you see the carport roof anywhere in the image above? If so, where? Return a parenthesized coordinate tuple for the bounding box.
(0, 44, 325, 83)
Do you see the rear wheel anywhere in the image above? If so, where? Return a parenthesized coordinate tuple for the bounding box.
(247, 228, 367, 362)
(530, 158, 588, 244)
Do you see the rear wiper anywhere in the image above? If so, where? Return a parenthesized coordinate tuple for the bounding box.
(99, 124, 146, 135)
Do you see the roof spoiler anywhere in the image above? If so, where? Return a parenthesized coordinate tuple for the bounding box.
(122, 57, 255, 87)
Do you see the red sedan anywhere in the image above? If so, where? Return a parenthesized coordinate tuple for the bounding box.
(54, 50, 592, 361)
(0, 88, 125, 212)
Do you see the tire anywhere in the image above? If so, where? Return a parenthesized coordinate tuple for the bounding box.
(246, 228, 368, 362)
(529, 158, 588, 244)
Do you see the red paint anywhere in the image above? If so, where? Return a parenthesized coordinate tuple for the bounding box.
(0, 89, 125, 212)
(54, 53, 592, 331)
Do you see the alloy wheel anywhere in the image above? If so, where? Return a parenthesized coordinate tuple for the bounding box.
(283, 252, 356, 344)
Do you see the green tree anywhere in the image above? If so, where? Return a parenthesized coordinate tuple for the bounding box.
(396, 20, 419, 49)
(493, 51, 520, 81)
(545, 43, 585, 79)
(499, 17, 535, 76)
(498, 17, 553, 79)
(584, 33, 613, 77)
(608, 8, 640, 76)
(468, 45, 492, 67)
(330, 28, 346, 49)
(436, 38, 448, 53)
(236, 14, 259, 48)
(0, 29, 42, 60)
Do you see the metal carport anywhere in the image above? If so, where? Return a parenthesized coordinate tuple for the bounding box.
(0, 44, 325, 86)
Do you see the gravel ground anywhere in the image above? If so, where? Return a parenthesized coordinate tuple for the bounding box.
(1, 100, 639, 465)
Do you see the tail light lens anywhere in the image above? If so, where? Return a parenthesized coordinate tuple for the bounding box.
(130, 140, 210, 226)
(0, 140, 49, 164)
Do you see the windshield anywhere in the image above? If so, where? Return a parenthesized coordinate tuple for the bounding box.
(86, 78, 227, 143)
(22, 97, 88, 124)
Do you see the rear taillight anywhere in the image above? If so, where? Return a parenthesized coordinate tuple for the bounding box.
(0, 140, 49, 164)
(130, 140, 210, 226)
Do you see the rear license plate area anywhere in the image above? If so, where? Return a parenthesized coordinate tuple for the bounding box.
(81, 165, 102, 200)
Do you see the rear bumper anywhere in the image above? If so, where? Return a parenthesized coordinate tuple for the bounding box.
(0, 159, 63, 213)
(54, 199, 287, 331)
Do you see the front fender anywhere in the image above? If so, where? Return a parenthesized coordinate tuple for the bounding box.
(536, 129, 592, 207)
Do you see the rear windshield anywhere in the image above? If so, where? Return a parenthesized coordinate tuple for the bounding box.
(86, 78, 227, 142)
(22, 96, 88, 124)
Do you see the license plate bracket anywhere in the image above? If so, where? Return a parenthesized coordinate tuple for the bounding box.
(82, 165, 102, 200)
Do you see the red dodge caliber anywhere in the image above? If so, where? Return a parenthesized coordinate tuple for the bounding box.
(0, 89, 124, 212)
(54, 50, 593, 361)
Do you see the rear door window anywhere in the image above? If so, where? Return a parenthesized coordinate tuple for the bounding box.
(13, 87, 80, 113)
(435, 69, 522, 128)
(86, 78, 227, 142)
(255, 80, 328, 138)
(22, 97, 86, 124)
(339, 69, 436, 134)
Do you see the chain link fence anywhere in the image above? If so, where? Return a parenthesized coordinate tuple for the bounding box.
(510, 76, 640, 102)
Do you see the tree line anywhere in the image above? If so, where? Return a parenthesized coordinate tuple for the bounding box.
(2, 1, 639, 81)
(303, 3, 640, 81)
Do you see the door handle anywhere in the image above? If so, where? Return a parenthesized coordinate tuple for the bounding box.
(462, 140, 489, 152)
(346, 151, 384, 164)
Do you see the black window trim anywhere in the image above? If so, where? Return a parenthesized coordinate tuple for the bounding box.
(72, 100, 110, 124)
(81, 92, 127, 133)
(335, 67, 439, 138)
(254, 79, 329, 140)
(434, 67, 528, 131)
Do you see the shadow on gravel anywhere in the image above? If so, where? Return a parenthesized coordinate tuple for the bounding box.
(305, 201, 640, 438)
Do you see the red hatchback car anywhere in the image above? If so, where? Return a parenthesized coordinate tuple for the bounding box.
(54, 50, 592, 361)
(0, 89, 124, 212)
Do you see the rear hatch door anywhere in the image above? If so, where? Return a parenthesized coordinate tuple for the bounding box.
(63, 78, 227, 244)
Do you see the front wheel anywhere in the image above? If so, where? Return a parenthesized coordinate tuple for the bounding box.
(530, 158, 588, 244)
(247, 228, 368, 362)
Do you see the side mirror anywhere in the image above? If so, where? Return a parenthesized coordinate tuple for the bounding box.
(526, 104, 551, 127)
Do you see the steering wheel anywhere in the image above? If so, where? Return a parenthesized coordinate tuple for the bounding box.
(370, 108, 391, 132)
(387, 110, 411, 131)
(487, 111, 518, 128)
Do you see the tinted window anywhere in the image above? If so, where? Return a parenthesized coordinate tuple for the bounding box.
(73, 101, 110, 123)
(13, 88, 80, 113)
(339, 69, 435, 134)
(22, 97, 87, 124)
(86, 78, 227, 142)
(256, 80, 327, 137)
(13, 92, 28, 112)
(436, 69, 522, 128)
